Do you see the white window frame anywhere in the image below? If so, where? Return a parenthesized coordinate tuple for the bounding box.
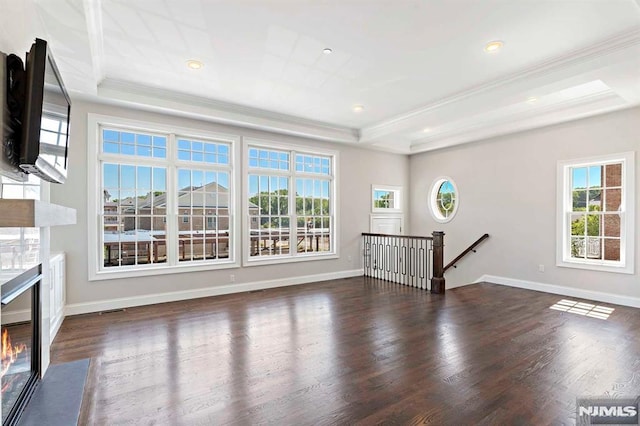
(242, 138, 339, 266)
(428, 176, 459, 224)
(371, 184, 402, 213)
(556, 152, 635, 274)
(87, 114, 240, 281)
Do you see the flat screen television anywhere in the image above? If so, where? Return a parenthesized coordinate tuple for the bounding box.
(20, 38, 71, 184)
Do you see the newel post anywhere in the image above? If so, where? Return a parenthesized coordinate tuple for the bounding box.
(431, 231, 445, 293)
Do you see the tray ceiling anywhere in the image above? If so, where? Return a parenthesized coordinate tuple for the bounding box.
(2, 0, 639, 153)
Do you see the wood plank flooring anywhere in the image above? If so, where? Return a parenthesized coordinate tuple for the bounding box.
(50, 278, 640, 425)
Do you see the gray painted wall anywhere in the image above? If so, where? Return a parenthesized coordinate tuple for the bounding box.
(409, 107, 640, 299)
(50, 100, 409, 307)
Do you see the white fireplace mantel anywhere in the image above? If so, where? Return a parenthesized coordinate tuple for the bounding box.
(0, 199, 76, 228)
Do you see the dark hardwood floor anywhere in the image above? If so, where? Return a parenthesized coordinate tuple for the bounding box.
(50, 278, 640, 425)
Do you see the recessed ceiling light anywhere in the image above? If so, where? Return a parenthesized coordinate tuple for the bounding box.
(526, 96, 538, 104)
(423, 127, 431, 133)
(186, 60, 204, 70)
(323, 48, 333, 55)
(353, 104, 364, 112)
(484, 40, 504, 53)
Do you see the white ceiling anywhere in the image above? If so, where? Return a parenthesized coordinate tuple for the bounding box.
(2, 0, 640, 153)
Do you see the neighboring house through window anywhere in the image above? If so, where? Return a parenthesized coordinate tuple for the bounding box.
(88, 115, 239, 280)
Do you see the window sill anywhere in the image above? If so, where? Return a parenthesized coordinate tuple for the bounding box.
(243, 252, 338, 267)
(371, 208, 403, 214)
(89, 260, 239, 281)
(556, 259, 633, 275)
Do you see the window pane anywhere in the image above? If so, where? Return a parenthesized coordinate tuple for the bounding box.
(177, 137, 230, 165)
(374, 190, 394, 209)
(249, 173, 290, 257)
(570, 237, 585, 259)
(121, 133, 135, 143)
(588, 165, 602, 188)
(150, 218, 167, 264)
(136, 146, 151, 157)
(586, 237, 602, 259)
(137, 134, 151, 146)
(102, 129, 166, 158)
(295, 177, 331, 254)
(604, 238, 620, 261)
(153, 136, 166, 147)
(103, 142, 119, 154)
(603, 214, 620, 238)
(572, 190, 586, 211)
(571, 167, 587, 189)
(138, 167, 151, 190)
(570, 214, 585, 236)
(122, 144, 135, 156)
(104, 164, 119, 187)
(294, 154, 331, 175)
(103, 129, 119, 142)
(178, 168, 232, 263)
(251, 149, 288, 170)
(604, 188, 621, 212)
(436, 181, 456, 218)
(586, 214, 601, 237)
(102, 164, 167, 268)
(587, 189, 601, 211)
(605, 163, 622, 187)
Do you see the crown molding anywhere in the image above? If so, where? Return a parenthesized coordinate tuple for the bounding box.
(413, 87, 617, 145)
(96, 78, 360, 144)
(361, 28, 640, 143)
(409, 90, 632, 154)
(82, 0, 105, 87)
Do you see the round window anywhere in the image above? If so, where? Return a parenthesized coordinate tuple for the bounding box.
(429, 177, 458, 223)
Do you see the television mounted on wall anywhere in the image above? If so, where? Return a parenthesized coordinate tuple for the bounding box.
(20, 38, 71, 184)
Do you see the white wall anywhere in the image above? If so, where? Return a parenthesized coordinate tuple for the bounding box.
(409, 107, 640, 301)
(50, 100, 409, 311)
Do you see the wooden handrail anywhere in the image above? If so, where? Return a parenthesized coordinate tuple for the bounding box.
(361, 232, 433, 241)
(443, 233, 490, 273)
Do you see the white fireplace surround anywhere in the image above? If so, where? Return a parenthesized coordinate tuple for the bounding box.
(0, 195, 77, 423)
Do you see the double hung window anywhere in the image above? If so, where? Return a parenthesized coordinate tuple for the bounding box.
(557, 152, 634, 274)
(90, 115, 237, 279)
(245, 142, 336, 263)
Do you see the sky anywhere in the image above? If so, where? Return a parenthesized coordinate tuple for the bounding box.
(102, 130, 330, 202)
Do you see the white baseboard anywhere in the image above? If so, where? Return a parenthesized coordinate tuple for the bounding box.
(476, 274, 640, 308)
(66, 269, 364, 316)
(446, 280, 476, 290)
(50, 307, 65, 341)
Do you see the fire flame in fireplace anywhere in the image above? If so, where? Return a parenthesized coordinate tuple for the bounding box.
(1, 328, 27, 381)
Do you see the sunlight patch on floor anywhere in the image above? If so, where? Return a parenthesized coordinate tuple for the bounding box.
(549, 299, 614, 320)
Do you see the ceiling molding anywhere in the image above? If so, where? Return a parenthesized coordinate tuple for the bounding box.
(410, 90, 630, 154)
(413, 87, 618, 146)
(97, 79, 359, 144)
(360, 28, 640, 143)
(82, 0, 105, 90)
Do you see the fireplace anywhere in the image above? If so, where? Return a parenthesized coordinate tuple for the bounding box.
(0, 265, 41, 426)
